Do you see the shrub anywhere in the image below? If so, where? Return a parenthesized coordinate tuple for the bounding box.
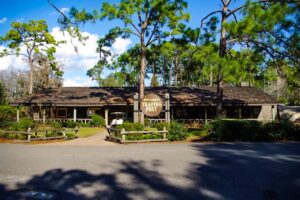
(116, 121, 145, 140)
(60, 121, 78, 128)
(168, 121, 188, 141)
(76, 122, 91, 127)
(8, 118, 35, 131)
(91, 114, 105, 127)
(263, 120, 299, 140)
(211, 119, 265, 141)
(151, 122, 169, 131)
(210, 119, 300, 141)
(66, 132, 76, 139)
(0, 105, 17, 121)
(48, 121, 62, 129)
(118, 121, 144, 131)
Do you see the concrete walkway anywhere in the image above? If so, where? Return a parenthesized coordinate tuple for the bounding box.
(41, 129, 117, 146)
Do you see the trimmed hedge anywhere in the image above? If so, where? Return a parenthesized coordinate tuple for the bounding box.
(151, 121, 188, 141)
(91, 114, 106, 127)
(211, 119, 299, 141)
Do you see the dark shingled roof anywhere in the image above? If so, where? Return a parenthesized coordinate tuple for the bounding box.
(11, 86, 277, 107)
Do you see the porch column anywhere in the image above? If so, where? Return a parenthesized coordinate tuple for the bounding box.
(134, 93, 139, 123)
(73, 108, 77, 122)
(16, 107, 20, 122)
(105, 108, 109, 126)
(43, 108, 46, 124)
(204, 107, 208, 124)
(165, 93, 170, 123)
(272, 105, 275, 121)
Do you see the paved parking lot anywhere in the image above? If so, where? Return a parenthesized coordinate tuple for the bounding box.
(0, 142, 299, 200)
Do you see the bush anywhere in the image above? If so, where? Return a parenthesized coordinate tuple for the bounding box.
(66, 132, 76, 139)
(211, 119, 266, 141)
(117, 121, 144, 131)
(116, 122, 145, 140)
(263, 120, 299, 140)
(91, 114, 105, 127)
(60, 121, 78, 128)
(8, 118, 35, 131)
(168, 121, 188, 141)
(48, 121, 62, 129)
(0, 105, 17, 121)
(76, 122, 91, 127)
(210, 119, 299, 141)
(151, 122, 169, 131)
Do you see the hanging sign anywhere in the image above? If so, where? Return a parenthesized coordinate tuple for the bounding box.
(141, 93, 163, 117)
(33, 113, 40, 121)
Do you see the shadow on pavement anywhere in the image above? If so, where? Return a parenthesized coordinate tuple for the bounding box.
(0, 143, 299, 200)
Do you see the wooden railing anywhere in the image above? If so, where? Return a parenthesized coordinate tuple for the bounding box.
(34, 118, 92, 124)
(106, 127, 168, 143)
(0, 127, 79, 142)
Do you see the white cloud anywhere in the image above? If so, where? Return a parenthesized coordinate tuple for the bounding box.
(112, 37, 132, 54)
(60, 7, 70, 14)
(0, 27, 133, 87)
(0, 46, 27, 71)
(63, 76, 96, 87)
(0, 17, 7, 24)
(51, 27, 100, 70)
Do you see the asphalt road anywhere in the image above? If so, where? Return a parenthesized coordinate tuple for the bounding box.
(0, 142, 299, 200)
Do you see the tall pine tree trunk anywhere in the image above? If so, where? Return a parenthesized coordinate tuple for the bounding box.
(28, 57, 34, 94)
(216, 5, 227, 117)
(139, 39, 146, 124)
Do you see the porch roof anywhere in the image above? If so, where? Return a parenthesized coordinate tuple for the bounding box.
(11, 86, 277, 107)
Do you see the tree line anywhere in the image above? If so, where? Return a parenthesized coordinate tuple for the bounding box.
(0, 0, 299, 123)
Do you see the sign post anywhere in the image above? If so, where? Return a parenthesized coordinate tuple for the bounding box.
(141, 93, 163, 117)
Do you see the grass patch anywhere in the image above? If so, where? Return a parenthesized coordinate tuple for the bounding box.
(77, 127, 104, 138)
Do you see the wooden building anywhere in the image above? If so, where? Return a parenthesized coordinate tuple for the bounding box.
(11, 86, 278, 126)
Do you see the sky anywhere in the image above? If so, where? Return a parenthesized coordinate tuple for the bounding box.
(0, 0, 243, 87)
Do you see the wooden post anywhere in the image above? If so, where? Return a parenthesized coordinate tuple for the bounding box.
(63, 127, 66, 138)
(75, 126, 79, 136)
(43, 108, 46, 124)
(163, 127, 167, 140)
(27, 128, 31, 142)
(272, 105, 275, 121)
(205, 107, 208, 124)
(73, 108, 77, 122)
(165, 93, 170, 123)
(121, 128, 126, 142)
(239, 107, 242, 119)
(16, 107, 20, 122)
(105, 108, 109, 126)
(134, 93, 139, 123)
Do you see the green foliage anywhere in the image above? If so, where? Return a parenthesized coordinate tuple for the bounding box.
(211, 119, 299, 141)
(65, 132, 76, 140)
(8, 118, 34, 131)
(167, 121, 188, 141)
(48, 121, 63, 129)
(117, 121, 144, 131)
(0, 105, 16, 120)
(0, 20, 63, 94)
(91, 114, 106, 127)
(0, 81, 6, 105)
(151, 122, 169, 131)
(61, 121, 78, 128)
(212, 119, 264, 141)
(76, 122, 92, 127)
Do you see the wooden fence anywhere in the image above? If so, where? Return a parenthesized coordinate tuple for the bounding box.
(106, 127, 168, 143)
(0, 127, 79, 142)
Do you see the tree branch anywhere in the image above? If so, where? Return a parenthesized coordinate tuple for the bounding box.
(200, 10, 222, 29)
(48, 0, 68, 20)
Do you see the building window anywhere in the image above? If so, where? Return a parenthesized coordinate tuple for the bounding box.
(242, 106, 261, 119)
(57, 108, 67, 118)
